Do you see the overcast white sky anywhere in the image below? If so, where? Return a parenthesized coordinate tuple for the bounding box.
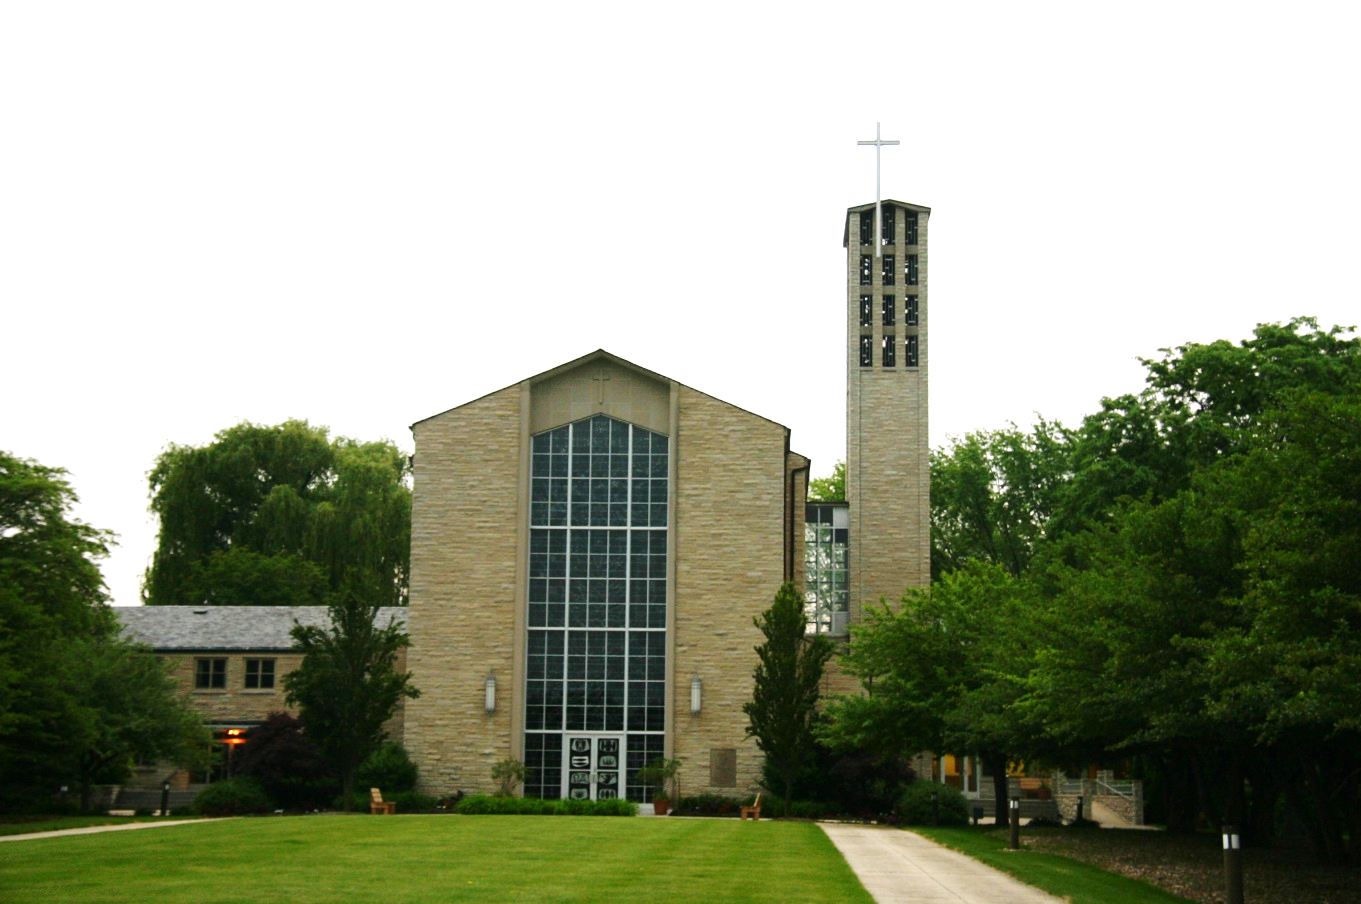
(3, 2, 1358, 607)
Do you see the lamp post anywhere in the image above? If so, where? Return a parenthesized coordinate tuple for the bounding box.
(1223, 825, 1244, 904)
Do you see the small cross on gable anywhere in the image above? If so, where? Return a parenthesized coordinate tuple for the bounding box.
(592, 367, 611, 407)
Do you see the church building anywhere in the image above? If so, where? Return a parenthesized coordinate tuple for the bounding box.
(401, 199, 929, 800)
(116, 197, 930, 805)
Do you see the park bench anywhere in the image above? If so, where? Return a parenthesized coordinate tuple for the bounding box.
(370, 788, 397, 814)
(740, 792, 763, 821)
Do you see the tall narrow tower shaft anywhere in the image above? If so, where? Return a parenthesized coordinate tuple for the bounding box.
(844, 200, 932, 613)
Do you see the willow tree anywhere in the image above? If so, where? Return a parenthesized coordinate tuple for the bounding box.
(144, 420, 411, 606)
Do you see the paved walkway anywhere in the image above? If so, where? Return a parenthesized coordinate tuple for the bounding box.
(0, 819, 214, 842)
(819, 823, 1065, 904)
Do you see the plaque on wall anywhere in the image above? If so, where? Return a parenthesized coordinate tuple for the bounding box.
(710, 748, 737, 787)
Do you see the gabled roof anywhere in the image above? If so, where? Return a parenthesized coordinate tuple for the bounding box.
(410, 349, 667, 429)
(410, 348, 793, 435)
(116, 606, 408, 652)
(843, 199, 932, 248)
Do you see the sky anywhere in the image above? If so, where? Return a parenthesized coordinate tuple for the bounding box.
(3, 2, 1358, 608)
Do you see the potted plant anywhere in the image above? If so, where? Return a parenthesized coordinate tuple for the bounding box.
(634, 757, 681, 816)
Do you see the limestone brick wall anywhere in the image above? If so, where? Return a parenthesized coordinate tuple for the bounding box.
(405, 385, 524, 796)
(671, 387, 790, 796)
(167, 652, 306, 723)
(166, 649, 408, 738)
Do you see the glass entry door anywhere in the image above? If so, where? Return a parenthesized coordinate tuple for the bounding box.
(563, 735, 624, 800)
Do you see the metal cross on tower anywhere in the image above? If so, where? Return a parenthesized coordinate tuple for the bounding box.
(857, 122, 900, 257)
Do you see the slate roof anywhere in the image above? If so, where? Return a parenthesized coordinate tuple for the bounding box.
(116, 606, 409, 652)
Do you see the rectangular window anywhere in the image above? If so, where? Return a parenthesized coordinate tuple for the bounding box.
(905, 210, 918, 245)
(906, 335, 919, 367)
(882, 334, 896, 367)
(881, 205, 895, 245)
(881, 254, 895, 286)
(859, 295, 872, 328)
(804, 504, 850, 634)
(195, 658, 226, 690)
(859, 210, 874, 246)
(859, 335, 873, 368)
(245, 658, 275, 690)
(859, 255, 872, 286)
(906, 254, 919, 286)
(905, 295, 919, 326)
(881, 295, 895, 327)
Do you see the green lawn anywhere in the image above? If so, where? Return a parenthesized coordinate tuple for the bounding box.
(0, 816, 876, 903)
(911, 826, 1196, 904)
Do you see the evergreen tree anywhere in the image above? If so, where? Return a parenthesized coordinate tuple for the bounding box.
(283, 575, 418, 811)
(743, 581, 834, 817)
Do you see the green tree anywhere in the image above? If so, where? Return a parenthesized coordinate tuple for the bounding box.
(838, 319, 1361, 854)
(743, 581, 834, 816)
(68, 639, 209, 811)
(1053, 317, 1361, 536)
(1, 451, 207, 810)
(930, 424, 1069, 580)
(1017, 322, 1361, 856)
(824, 563, 1035, 822)
(808, 461, 846, 502)
(284, 575, 419, 811)
(145, 420, 411, 606)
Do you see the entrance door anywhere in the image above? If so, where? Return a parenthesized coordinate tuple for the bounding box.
(563, 735, 624, 800)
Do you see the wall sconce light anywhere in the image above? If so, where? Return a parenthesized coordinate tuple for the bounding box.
(690, 675, 702, 714)
(485, 673, 497, 714)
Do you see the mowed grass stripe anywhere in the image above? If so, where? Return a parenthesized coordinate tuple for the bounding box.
(911, 827, 1196, 904)
(0, 816, 876, 904)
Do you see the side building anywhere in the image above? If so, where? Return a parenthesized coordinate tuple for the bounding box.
(118, 605, 408, 784)
(404, 349, 808, 801)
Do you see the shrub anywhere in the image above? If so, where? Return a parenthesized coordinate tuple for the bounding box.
(490, 758, 526, 797)
(754, 793, 837, 820)
(234, 712, 336, 810)
(389, 791, 438, 813)
(675, 794, 744, 817)
(193, 776, 274, 817)
(454, 794, 636, 816)
(358, 743, 418, 794)
(894, 781, 969, 826)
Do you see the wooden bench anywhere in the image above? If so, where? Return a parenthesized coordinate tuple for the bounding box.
(370, 788, 396, 815)
(740, 792, 763, 821)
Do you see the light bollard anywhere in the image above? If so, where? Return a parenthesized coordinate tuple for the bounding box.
(1009, 797, 1020, 850)
(1223, 825, 1244, 904)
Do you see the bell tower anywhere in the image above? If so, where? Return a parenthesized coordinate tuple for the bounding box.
(844, 197, 931, 614)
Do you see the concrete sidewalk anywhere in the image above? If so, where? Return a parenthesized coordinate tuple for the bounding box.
(0, 819, 216, 842)
(819, 823, 1065, 904)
